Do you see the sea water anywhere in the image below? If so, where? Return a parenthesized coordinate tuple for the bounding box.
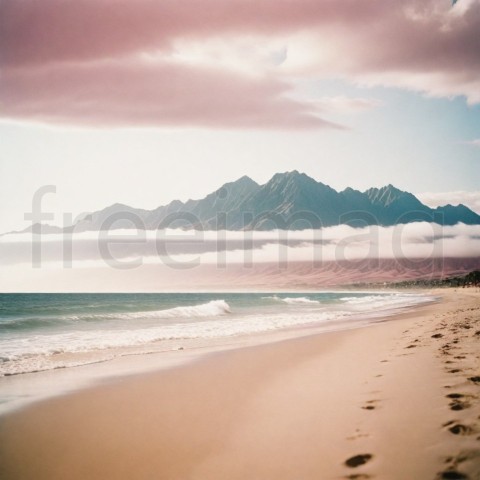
(0, 291, 435, 377)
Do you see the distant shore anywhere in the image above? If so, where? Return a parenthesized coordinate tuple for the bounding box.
(1, 289, 479, 480)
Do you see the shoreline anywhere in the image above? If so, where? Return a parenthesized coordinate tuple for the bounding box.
(0, 289, 479, 479)
(0, 291, 437, 415)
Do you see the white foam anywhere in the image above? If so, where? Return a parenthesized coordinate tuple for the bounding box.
(262, 295, 320, 305)
(0, 309, 349, 376)
(282, 297, 320, 305)
(64, 300, 231, 322)
(340, 293, 435, 312)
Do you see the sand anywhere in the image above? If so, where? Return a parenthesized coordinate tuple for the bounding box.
(0, 289, 479, 480)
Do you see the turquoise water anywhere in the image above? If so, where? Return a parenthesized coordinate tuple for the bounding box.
(0, 292, 434, 376)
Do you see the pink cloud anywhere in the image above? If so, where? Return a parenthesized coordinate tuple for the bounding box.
(1, 0, 479, 128)
(1, 60, 339, 129)
(0, 0, 389, 67)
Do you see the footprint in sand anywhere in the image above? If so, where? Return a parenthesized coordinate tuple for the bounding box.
(446, 393, 465, 399)
(443, 420, 476, 436)
(441, 344, 453, 355)
(446, 392, 471, 410)
(448, 424, 475, 436)
(436, 470, 469, 479)
(345, 453, 373, 468)
(438, 449, 480, 480)
(361, 399, 380, 411)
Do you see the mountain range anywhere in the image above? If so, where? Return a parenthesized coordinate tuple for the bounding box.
(14, 171, 480, 233)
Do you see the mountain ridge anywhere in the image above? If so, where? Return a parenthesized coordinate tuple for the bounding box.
(8, 172, 480, 234)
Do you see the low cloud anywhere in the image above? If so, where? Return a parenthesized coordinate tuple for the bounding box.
(1, 223, 479, 291)
(1, 222, 479, 267)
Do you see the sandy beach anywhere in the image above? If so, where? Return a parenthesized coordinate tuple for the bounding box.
(0, 289, 479, 480)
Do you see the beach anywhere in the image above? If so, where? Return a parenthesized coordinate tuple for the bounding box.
(0, 289, 479, 480)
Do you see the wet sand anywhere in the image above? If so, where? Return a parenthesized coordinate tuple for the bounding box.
(0, 289, 479, 480)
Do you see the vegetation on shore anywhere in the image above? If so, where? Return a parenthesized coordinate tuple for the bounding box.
(352, 270, 480, 289)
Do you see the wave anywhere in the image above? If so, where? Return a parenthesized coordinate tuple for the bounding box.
(0, 300, 232, 334)
(0, 316, 66, 331)
(282, 297, 320, 305)
(69, 299, 231, 320)
(262, 295, 320, 305)
(0, 309, 344, 376)
(340, 293, 436, 312)
(129, 299, 232, 319)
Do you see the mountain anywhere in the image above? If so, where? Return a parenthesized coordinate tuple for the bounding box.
(433, 204, 480, 226)
(363, 185, 433, 225)
(146, 175, 261, 230)
(237, 171, 342, 229)
(70, 204, 151, 232)
(1, 223, 63, 236)
(11, 172, 480, 234)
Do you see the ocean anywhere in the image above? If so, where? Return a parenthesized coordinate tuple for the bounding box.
(0, 291, 435, 378)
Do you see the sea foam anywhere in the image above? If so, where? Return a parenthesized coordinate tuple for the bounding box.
(263, 296, 320, 305)
(64, 300, 231, 322)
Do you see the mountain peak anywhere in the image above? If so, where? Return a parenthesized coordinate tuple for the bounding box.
(231, 175, 258, 187)
(264, 171, 319, 196)
(215, 175, 259, 196)
(268, 170, 315, 185)
(382, 184, 404, 194)
(365, 184, 411, 207)
(368, 184, 404, 194)
(104, 202, 135, 212)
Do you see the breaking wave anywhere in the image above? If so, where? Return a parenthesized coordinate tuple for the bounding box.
(64, 300, 231, 322)
(263, 295, 320, 305)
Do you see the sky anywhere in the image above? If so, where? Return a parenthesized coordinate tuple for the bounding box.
(1, 0, 480, 233)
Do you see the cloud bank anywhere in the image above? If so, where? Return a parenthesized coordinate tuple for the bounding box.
(1, 223, 479, 291)
(2, 222, 479, 267)
(1, 0, 479, 128)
